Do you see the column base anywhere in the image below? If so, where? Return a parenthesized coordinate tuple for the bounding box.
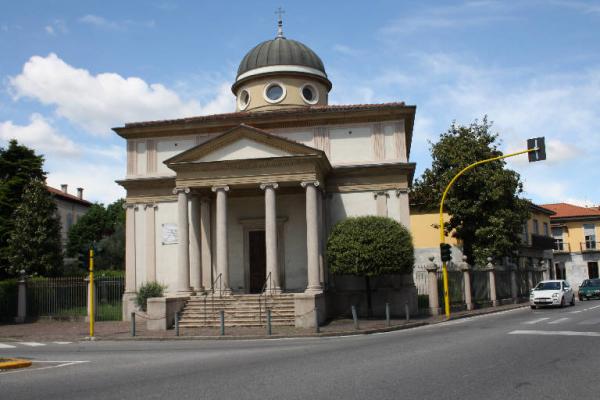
(465, 303, 474, 311)
(304, 286, 323, 295)
(122, 292, 138, 321)
(492, 300, 499, 307)
(177, 288, 196, 296)
(268, 287, 282, 295)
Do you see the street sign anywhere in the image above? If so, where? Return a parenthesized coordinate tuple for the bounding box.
(527, 137, 546, 162)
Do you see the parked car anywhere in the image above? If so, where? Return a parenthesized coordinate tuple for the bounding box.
(530, 280, 575, 309)
(578, 278, 600, 301)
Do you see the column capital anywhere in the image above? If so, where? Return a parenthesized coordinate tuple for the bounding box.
(260, 182, 279, 190)
(300, 180, 320, 188)
(374, 191, 389, 199)
(173, 187, 191, 195)
(395, 188, 410, 196)
(123, 202, 139, 210)
(211, 185, 230, 193)
(143, 203, 158, 210)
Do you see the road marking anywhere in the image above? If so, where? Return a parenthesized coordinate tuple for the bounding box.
(587, 305, 600, 311)
(509, 330, 600, 337)
(18, 342, 45, 347)
(523, 317, 550, 325)
(578, 318, 600, 325)
(0, 343, 17, 349)
(0, 360, 89, 375)
(52, 341, 72, 345)
(569, 310, 583, 314)
(548, 317, 570, 324)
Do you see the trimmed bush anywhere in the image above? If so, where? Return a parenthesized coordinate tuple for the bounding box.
(135, 282, 165, 312)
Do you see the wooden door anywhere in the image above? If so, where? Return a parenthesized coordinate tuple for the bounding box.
(249, 230, 266, 293)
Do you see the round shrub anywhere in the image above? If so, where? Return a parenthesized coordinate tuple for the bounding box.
(135, 282, 166, 312)
(327, 216, 415, 277)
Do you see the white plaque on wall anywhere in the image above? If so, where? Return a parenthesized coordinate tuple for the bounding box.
(161, 223, 178, 245)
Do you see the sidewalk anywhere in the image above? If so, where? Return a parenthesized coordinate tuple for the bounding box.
(0, 303, 527, 342)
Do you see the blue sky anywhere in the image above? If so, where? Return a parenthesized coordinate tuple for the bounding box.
(1, 0, 599, 206)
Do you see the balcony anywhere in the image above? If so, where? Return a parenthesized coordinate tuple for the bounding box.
(580, 241, 600, 252)
(553, 242, 570, 253)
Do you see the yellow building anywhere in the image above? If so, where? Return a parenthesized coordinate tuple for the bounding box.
(542, 203, 600, 287)
(410, 204, 555, 269)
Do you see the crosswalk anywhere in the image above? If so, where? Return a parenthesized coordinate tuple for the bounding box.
(0, 341, 72, 349)
(521, 316, 600, 326)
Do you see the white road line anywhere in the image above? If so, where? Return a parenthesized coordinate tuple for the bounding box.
(578, 318, 600, 325)
(569, 310, 583, 314)
(52, 341, 72, 345)
(509, 330, 600, 337)
(523, 317, 550, 325)
(18, 342, 45, 347)
(0, 343, 17, 349)
(548, 317, 570, 324)
(587, 305, 600, 310)
(0, 360, 89, 375)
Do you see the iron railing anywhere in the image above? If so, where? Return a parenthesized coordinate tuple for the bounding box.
(258, 272, 273, 324)
(553, 241, 570, 252)
(580, 241, 600, 252)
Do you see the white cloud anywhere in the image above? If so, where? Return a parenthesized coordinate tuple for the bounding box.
(0, 114, 78, 157)
(44, 19, 67, 36)
(78, 14, 155, 30)
(45, 25, 54, 35)
(9, 53, 234, 135)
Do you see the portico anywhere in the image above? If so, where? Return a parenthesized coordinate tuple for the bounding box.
(165, 124, 331, 296)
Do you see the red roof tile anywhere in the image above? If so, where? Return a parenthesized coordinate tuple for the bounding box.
(119, 102, 409, 129)
(540, 203, 600, 219)
(47, 186, 93, 206)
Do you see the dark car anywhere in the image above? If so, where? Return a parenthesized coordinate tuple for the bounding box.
(578, 278, 600, 301)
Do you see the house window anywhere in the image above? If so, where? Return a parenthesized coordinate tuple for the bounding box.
(543, 222, 549, 236)
(588, 262, 599, 279)
(533, 219, 539, 234)
(583, 224, 596, 250)
(522, 223, 529, 244)
(552, 226, 564, 251)
(66, 213, 73, 230)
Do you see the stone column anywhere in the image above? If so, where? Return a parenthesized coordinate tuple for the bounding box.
(200, 196, 212, 290)
(260, 183, 281, 293)
(374, 191, 388, 217)
(189, 196, 203, 292)
(540, 259, 549, 281)
(486, 258, 498, 307)
(527, 266, 534, 291)
(302, 181, 322, 293)
(124, 204, 137, 294)
(174, 187, 192, 294)
(460, 256, 473, 311)
(510, 265, 519, 303)
(212, 185, 231, 295)
(15, 271, 26, 323)
(395, 188, 411, 229)
(426, 257, 440, 316)
(144, 203, 157, 283)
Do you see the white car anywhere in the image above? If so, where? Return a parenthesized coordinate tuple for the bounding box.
(530, 280, 575, 309)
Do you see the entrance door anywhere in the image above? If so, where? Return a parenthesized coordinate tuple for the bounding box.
(249, 230, 266, 293)
(588, 262, 599, 279)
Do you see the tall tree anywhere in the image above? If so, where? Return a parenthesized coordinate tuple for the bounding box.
(6, 179, 63, 277)
(0, 140, 46, 277)
(66, 199, 125, 270)
(410, 117, 530, 266)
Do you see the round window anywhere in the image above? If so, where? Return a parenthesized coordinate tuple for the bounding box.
(300, 84, 319, 104)
(263, 82, 286, 103)
(238, 89, 250, 110)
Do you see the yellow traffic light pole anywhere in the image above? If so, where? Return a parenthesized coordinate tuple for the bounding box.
(439, 147, 538, 319)
(89, 247, 95, 338)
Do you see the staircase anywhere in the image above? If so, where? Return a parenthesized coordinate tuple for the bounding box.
(178, 293, 296, 328)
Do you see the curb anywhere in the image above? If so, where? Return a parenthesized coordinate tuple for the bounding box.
(0, 358, 32, 370)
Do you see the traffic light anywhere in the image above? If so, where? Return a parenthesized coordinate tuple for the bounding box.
(527, 137, 546, 162)
(440, 243, 452, 262)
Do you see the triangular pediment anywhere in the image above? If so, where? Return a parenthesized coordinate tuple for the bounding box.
(165, 124, 321, 166)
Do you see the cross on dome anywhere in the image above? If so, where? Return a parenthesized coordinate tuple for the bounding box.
(275, 7, 285, 39)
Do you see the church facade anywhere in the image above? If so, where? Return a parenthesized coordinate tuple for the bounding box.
(115, 25, 417, 328)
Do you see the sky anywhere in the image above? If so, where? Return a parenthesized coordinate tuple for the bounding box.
(1, 0, 599, 206)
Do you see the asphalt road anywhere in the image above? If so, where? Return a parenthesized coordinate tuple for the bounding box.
(2, 301, 600, 400)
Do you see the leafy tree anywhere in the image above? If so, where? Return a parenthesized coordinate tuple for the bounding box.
(6, 179, 63, 276)
(66, 199, 125, 270)
(410, 117, 530, 266)
(0, 140, 46, 277)
(327, 216, 414, 316)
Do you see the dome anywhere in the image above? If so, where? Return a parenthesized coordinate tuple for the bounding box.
(232, 37, 331, 93)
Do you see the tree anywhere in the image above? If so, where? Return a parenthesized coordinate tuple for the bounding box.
(6, 179, 63, 277)
(327, 216, 415, 316)
(0, 140, 46, 277)
(410, 117, 530, 266)
(66, 199, 125, 271)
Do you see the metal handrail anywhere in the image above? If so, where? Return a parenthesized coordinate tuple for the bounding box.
(211, 273, 223, 298)
(553, 241, 570, 252)
(581, 241, 600, 251)
(258, 272, 272, 324)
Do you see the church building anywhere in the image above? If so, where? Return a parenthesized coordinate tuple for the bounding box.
(115, 20, 417, 329)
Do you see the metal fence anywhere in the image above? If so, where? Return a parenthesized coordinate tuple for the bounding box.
(26, 276, 124, 321)
(437, 271, 464, 309)
(0, 280, 18, 322)
(472, 270, 490, 304)
(495, 270, 512, 300)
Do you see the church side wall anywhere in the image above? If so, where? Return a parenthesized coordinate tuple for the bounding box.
(154, 201, 179, 293)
